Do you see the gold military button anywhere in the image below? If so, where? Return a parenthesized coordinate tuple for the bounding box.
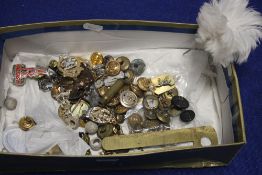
(90, 52, 104, 65)
(115, 105, 129, 114)
(19, 116, 36, 131)
(105, 60, 121, 76)
(116, 56, 130, 71)
(137, 77, 151, 91)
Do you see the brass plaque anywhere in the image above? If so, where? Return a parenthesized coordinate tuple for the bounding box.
(102, 126, 218, 151)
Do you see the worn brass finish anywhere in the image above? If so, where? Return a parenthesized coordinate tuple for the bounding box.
(90, 52, 104, 65)
(115, 105, 129, 114)
(130, 84, 144, 98)
(19, 116, 36, 131)
(105, 60, 121, 76)
(116, 56, 130, 71)
(57, 56, 84, 78)
(97, 124, 115, 139)
(137, 77, 151, 91)
(163, 87, 178, 100)
(102, 126, 218, 151)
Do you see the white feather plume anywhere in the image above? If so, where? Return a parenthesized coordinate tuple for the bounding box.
(196, 0, 262, 66)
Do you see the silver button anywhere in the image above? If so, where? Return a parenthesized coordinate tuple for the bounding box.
(120, 90, 138, 108)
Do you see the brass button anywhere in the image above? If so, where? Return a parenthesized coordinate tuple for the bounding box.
(57, 55, 84, 78)
(97, 124, 115, 139)
(115, 105, 129, 114)
(119, 90, 138, 108)
(143, 95, 159, 110)
(127, 113, 143, 132)
(49, 60, 58, 69)
(105, 60, 121, 76)
(130, 59, 146, 76)
(130, 84, 144, 98)
(137, 77, 151, 91)
(116, 114, 125, 124)
(158, 95, 172, 109)
(90, 52, 104, 65)
(144, 109, 157, 120)
(19, 116, 36, 131)
(156, 110, 170, 124)
(70, 100, 90, 118)
(116, 56, 130, 71)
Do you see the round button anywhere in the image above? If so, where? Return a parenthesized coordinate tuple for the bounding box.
(120, 90, 138, 108)
(97, 124, 115, 139)
(19, 116, 36, 131)
(127, 113, 143, 131)
(137, 77, 151, 91)
(143, 95, 159, 110)
(144, 109, 157, 120)
(130, 84, 144, 98)
(171, 96, 189, 110)
(105, 60, 121, 76)
(104, 55, 114, 64)
(180, 110, 195, 122)
(116, 56, 130, 71)
(90, 52, 104, 65)
(130, 59, 146, 76)
(156, 110, 170, 123)
(85, 121, 98, 134)
(89, 137, 102, 151)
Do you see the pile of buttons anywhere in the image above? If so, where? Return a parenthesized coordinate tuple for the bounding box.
(13, 52, 195, 154)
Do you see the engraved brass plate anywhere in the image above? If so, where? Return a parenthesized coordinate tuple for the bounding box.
(102, 126, 218, 151)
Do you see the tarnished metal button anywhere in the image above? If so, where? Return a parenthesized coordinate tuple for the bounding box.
(57, 55, 84, 78)
(130, 84, 144, 98)
(156, 110, 170, 124)
(130, 59, 146, 76)
(104, 55, 114, 64)
(163, 87, 178, 100)
(171, 96, 189, 110)
(115, 105, 129, 114)
(116, 56, 130, 71)
(120, 90, 138, 108)
(127, 113, 143, 132)
(90, 52, 104, 65)
(144, 109, 157, 120)
(116, 114, 125, 124)
(89, 137, 102, 151)
(105, 60, 121, 76)
(19, 116, 36, 131)
(85, 121, 98, 134)
(142, 119, 162, 131)
(89, 107, 116, 124)
(180, 110, 195, 122)
(143, 95, 159, 110)
(137, 77, 151, 91)
(97, 124, 115, 139)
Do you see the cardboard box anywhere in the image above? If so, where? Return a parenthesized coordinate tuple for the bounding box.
(0, 20, 246, 172)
